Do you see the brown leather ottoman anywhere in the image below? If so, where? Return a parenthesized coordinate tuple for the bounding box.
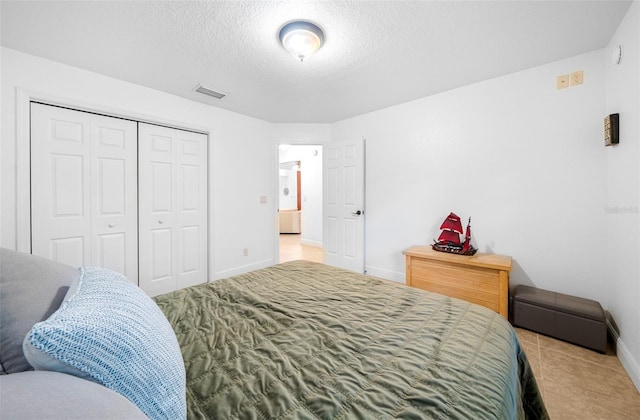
(512, 285, 607, 353)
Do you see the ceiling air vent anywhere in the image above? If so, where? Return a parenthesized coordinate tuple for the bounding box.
(194, 84, 226, 99)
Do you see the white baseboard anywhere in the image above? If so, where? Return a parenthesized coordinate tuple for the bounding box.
(213, 259, 274, 280)
(607, 318, 640, 392)
(301, 238, 322, 248)
(364, 264, 405, 283)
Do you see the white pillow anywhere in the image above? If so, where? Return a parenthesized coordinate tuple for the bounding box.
(23, 267, 186, 420)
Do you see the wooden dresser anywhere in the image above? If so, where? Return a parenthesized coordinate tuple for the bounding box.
(403, 245, 512, 318)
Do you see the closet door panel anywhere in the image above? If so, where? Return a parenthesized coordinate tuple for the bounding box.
(151, 162, 174, 212)
(52, 154, 86, 218)
(97, 158, 126, 213)
(180, 165, 200, 211)
(50, 237, 86, 269)
(176, 130, 208, 289)
(91, 115, 138, 282)
(180, 226, 200, 274)
(139, 123, 207, 296)
(31, 103, 92, 268)
(96, 232, 127, 272)
(31, 103, 137, 280)
(150, 227, 173, 279)
(178, 163, 201, 278)
(139, 124, 178, 296)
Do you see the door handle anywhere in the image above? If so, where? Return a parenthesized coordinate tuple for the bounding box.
(351, 210, 362, 216)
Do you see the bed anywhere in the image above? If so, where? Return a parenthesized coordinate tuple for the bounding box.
(154, 260, 548, 419)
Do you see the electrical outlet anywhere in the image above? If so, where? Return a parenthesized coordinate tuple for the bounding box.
(570, 70, 584, 86)
(243, 248, 249, 256)
(260, 196, 267, 204)
(556, 74, 569, 89)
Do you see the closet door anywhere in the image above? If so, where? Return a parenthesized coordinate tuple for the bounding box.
(138, 123, 207, 296)
(30, 103, 138, 282)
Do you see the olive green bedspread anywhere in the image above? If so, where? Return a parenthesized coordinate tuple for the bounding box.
(154, 260, 548, 419)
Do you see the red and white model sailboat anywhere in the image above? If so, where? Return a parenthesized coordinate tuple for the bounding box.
(432, 212, 477, 255)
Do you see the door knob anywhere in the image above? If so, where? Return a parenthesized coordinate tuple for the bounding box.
(108, 223, 114, 228)
(352, 210, 362, 216)
(158, 220, 164, 224)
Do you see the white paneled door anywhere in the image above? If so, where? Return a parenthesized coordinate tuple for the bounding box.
(138, 123, 208, 296)
(323, 137, 365, 272)
(30, 103, 138, 282)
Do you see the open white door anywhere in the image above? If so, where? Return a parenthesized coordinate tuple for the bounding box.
(323, 137, 365, 272)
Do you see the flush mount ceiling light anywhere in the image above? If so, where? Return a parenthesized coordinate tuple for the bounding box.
(278, 20, 324, 62)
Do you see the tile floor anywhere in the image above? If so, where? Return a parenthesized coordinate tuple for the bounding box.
(279, 234, 640, 418)
(515, 327, 640, 419)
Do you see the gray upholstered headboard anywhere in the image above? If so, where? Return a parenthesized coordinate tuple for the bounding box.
(0, 248, 79, 374)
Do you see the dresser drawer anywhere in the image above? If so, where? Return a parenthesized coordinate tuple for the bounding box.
(404, 246, 512, 317)
(409, 258, 500, 294)
(410, 276, 500, 312)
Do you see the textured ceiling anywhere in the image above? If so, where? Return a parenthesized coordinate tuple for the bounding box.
(0, 1, 632, 123)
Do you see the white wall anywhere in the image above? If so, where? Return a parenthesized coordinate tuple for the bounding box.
(0, 47, 276, 279)
(605, 1, 640, 391)
(333, 50, 607, 291)
(271, 124, 331, 146)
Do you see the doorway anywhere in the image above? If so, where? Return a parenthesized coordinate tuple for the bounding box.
(278, 145, 323, 263)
